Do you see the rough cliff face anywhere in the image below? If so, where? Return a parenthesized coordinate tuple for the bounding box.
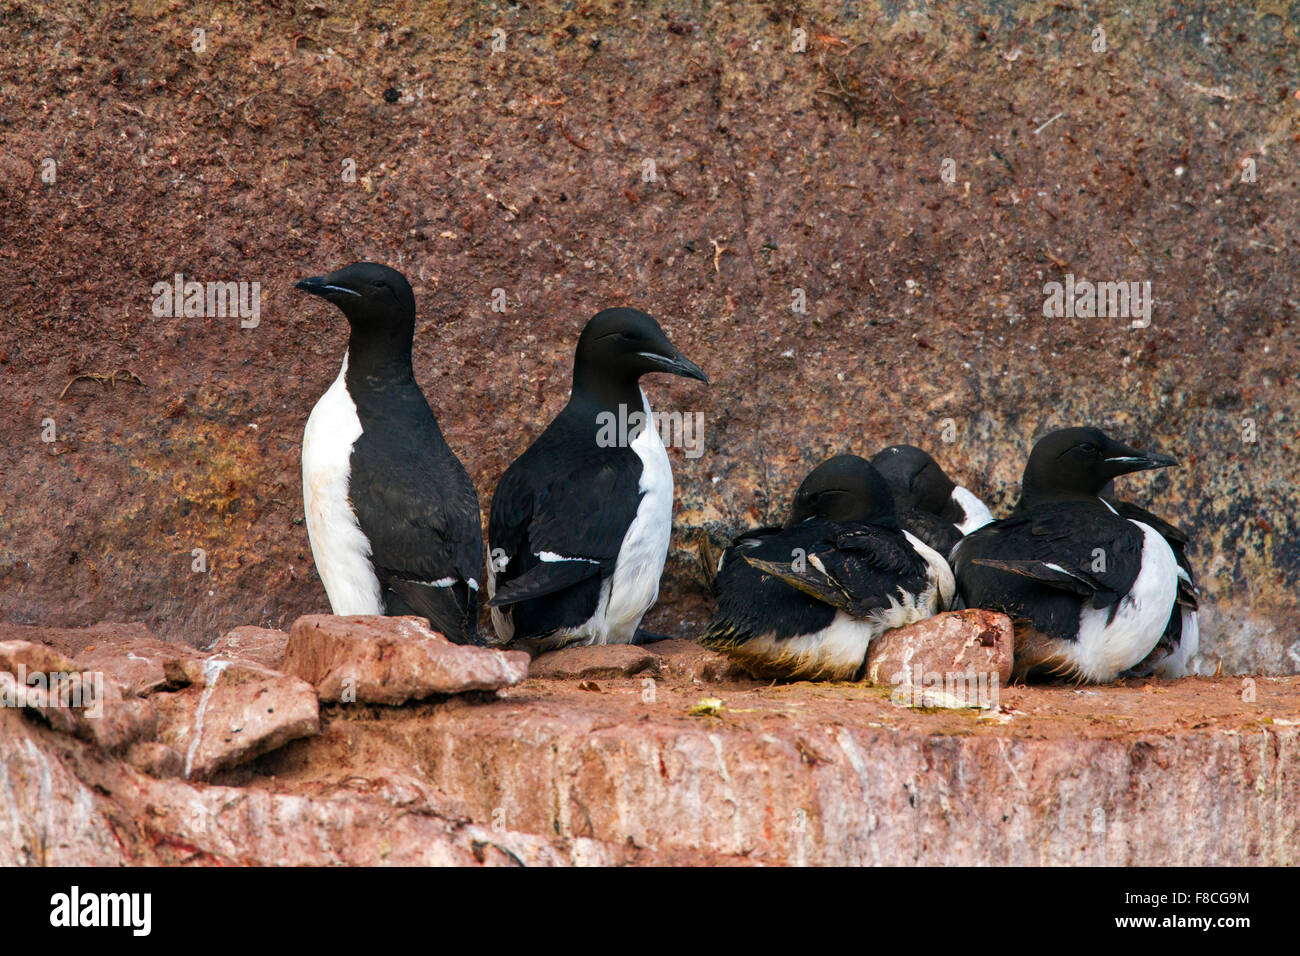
(1, 1, 1297, 675)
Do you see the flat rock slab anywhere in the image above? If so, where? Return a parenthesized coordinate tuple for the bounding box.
(530, 644, 659, 680)
(74, 636, 203, 698)
(282, 615, 529, 705)
(209, 626, 290, 670)
(152, 656, 319, 781)
(864, 609, 1014, 700)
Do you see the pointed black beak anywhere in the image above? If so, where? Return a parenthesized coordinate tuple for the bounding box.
(295, 276, 360, 301)
(1104, 440, 1178, 475)
(638, 346, 709, 383)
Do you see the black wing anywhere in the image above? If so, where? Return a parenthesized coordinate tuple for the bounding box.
(703, 520, 928, 647)
(488, 430, 643, 641)
(744, 524, 930, 617)
(703, 524, 837, 648)
(349, 432, 484, 644)
(954, 501, 1147, 642)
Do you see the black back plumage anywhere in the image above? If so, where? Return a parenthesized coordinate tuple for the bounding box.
(298, 261, 483, 643)
(346, 369, 483, 643)
(953, 501, 1148, 640)
(705, 519, 930, 648)
(487, 393, 644, 638)
(703, 454, 931, 650)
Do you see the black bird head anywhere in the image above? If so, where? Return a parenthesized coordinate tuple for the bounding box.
(788, 454, 898, 528)
(870, 444, 957, 514)
(1021, 427, 1178, 504)
(572, 308, 708, 400)
(295, 262, 417, 344)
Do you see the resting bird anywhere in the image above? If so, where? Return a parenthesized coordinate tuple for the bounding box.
(952, 427, 1180, 683)
(871, 444, 993, 557)
(297, 262, 483, 644)
(487, 307, 708, 652)
(701, 454, 956, 681)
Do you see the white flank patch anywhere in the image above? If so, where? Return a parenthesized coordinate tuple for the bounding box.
(952, 486, 994, 534)
(1150, 608, 1200, 678)
(569, 389, 673, 646)
(486, 556, 513, 643)
(301, 352, 384, 615)
(902, 530, 957, 610)
(1071, 520, 1177, 681)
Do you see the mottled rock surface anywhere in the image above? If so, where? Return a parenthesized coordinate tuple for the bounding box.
(529, 644, 659, 680)
(209, 625, 290, 670)
(151, 656, 320, 780)
(282, 615, 529, 704)
(645, 639, 751, 684)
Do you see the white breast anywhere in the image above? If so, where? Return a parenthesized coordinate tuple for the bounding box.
(1071, 520, 1177, 681)
(302, 353, 384, 615)
(601, 389, 673, 643)
(740, 611, 881, 681)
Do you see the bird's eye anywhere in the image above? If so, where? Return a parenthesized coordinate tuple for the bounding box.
(1079, 442, 1097, 453)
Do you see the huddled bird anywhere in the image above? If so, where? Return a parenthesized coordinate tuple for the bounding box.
(1103, 482, 1199, 678)
(296, 262, 483, 644)
(700, 454, 956, 681)
(951, 427, 1181, 683)
(871, 444, 993, 557)
(486, 307, 708, 652)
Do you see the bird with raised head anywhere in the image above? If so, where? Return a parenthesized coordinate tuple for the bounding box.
(296, 261, 483, 644)
(952, 426, 1180, 682)
(487, 307, 708, 652)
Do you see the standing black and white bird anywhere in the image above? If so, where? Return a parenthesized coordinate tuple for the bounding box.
(296, 262, 483, 644)
(952, 427, 1180, 683)
(486, 308, 707, 652)
(870, 444, 993, 557)
(700, 455, 956, 681)
(1103, 484, 1199, 678)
